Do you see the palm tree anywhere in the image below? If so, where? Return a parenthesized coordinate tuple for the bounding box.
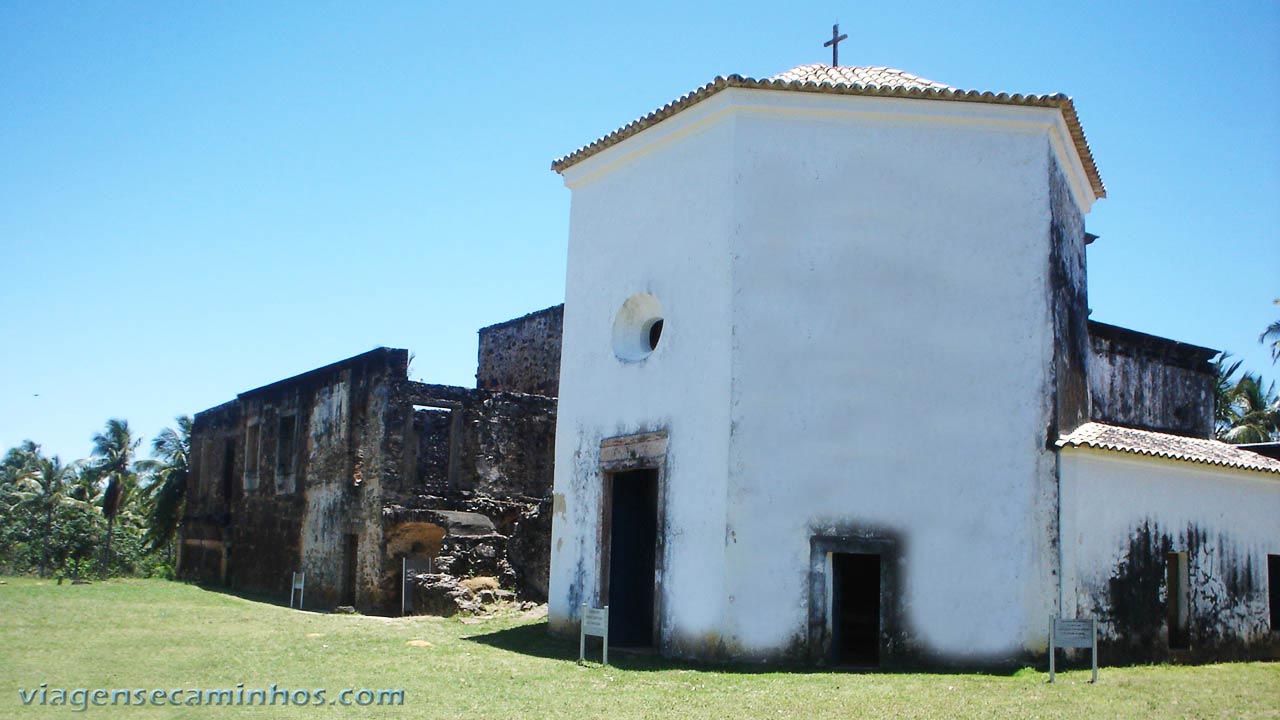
(1213, 354, 1245, 438)
(1261, 299, 1280, 364)
(12, 456, 87, 577)
(91, 419, 141, 578)
(66, 464, 103, 505)
(136, 416, 192, 555)
(1220, 374, 1280, 444)
(0, 442, 42, 570)
(0, 441, 37, 501)
(1, 441, 42, 481)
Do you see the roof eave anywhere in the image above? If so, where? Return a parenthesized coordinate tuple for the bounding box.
(1057, 422, 1280, 476)
(1059, 441, 1280, 477)
(552, 75, 1106, 200)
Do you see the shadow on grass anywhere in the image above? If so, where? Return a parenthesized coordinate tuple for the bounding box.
(188, 581, 320, 612)
(462, 621, 1029, 677)
(181, 584, 1040, 679)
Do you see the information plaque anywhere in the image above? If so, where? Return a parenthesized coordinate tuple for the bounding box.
(579, 603, 609, 666)
(1049, 617, 1097, 683)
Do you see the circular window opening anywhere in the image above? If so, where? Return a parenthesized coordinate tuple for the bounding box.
(612, 293, 665, 362)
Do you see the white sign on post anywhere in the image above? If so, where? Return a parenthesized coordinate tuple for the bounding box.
(579, 603, 609, 666)
(1049, 617, 1097, 683)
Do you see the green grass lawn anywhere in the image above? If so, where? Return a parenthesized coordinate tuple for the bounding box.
(0, 578, 1276, 719)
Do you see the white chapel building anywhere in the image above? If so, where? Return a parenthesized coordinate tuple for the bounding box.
(545, 64, 1280, 667)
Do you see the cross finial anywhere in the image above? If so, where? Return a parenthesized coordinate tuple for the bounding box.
(823, 23, 848, 66)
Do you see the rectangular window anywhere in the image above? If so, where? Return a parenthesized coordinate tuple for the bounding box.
(245, 424, 260, 474)
(411, 406, 453, 492)
(201, 439, 215, 502)
(221, 438, 238, 505)
(1166, 551, 1190, 649)
(277, 415, 296, 477)
(1269, 555, 1279, 632)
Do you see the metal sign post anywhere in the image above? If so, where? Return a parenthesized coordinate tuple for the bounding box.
(579, 603, 610, 666)
(1049, 617, 1097, 683)
(289, 572, 305, 610)
(401, 556, 431, 616)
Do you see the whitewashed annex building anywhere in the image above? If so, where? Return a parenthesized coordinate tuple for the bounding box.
(545, 63, 1280, 667)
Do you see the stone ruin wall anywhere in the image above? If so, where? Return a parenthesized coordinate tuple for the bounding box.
(383, 380, 557, 611)
(181, 349, 407, 607)
(477, 304, 563, 396)
(181, 307, 563, 615)
(181, 400, 242, 584)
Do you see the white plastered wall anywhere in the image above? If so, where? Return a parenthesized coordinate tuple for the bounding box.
(721, 90, 1075, 662)
(548, 93, 737, 652)
(550, 86, 1097, 663)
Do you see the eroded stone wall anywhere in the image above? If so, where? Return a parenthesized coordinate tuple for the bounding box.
(180, 400, 240, 583)
(181, 329, 559, 614)
(477, 304, 563, 396)
(383, 380, 557, 602)
(181, 348, 408, 607)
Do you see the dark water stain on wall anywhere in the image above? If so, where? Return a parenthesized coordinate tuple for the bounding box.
(1087, 322, 1217, 439)
(806, 524, 915, 668)
(1087, 519, 1275, 664)
(1096, 520, 1172, 660)
(1047, 154, 1090, 441)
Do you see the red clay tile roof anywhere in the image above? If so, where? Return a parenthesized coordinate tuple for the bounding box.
(1057, 422, 1280, 476)
(769, 64, 955, 91)
(552, 64, 1105, 200)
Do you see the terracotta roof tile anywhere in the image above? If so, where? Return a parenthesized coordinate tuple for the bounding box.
(1057, 422, 1280, 476)
(552, 64, 1105, 200)
(769, 64, 955, 91)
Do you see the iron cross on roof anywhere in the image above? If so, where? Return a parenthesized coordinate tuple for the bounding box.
(823, 23, 848, 66)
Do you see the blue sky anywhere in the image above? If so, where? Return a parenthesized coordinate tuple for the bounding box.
(1, 1, 1277, 461)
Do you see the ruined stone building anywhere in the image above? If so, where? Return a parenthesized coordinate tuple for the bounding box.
(546, 64, 1280, 667)
(179, 305, 562, 611)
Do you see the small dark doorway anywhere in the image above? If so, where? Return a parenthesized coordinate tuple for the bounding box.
(1267, 555, 1279, 632)
(341, 534, 359, 606)
(833, 553, 880, 666)
(1166, 551, 1190, 649)
(605, 469, 659, 647)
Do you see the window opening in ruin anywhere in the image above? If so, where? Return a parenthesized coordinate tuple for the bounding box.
(342, 534, 359, 606)
(1269, 555, 1280, 632)
(604, 468, 659, 647)
(244, 424, 260, 482)
(1166, 551, 1190, 649)
(411, 406, 454, 493)
(221, 438, 238, 505)
(832, 552, 880, 666)
(277, 415, 297, 476)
